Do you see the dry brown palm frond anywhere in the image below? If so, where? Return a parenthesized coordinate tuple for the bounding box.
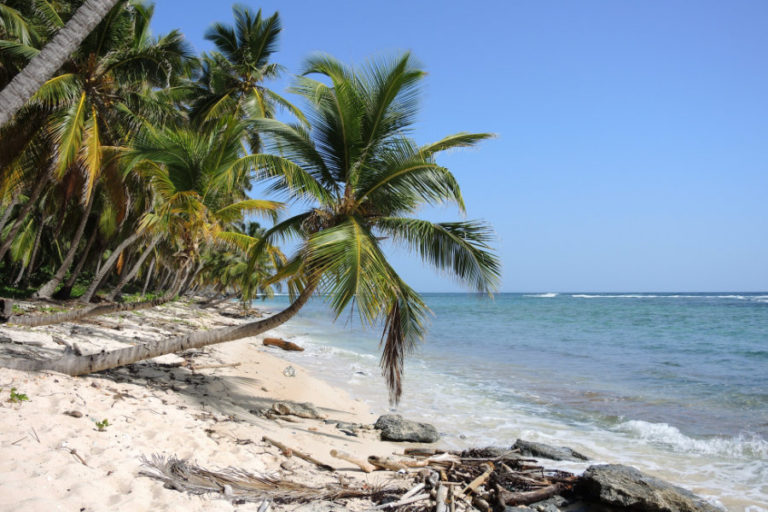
(139, 454, 392, 504)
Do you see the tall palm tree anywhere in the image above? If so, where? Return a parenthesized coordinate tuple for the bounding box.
(2, 53, 500, 403)
(190, 5, 304, 151)
(0, 0, 121, 127)
(19, 0, 190, 298)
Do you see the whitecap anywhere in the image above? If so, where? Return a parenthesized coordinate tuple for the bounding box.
(524, 293, 558, 298)
(615, 420, 768, 458)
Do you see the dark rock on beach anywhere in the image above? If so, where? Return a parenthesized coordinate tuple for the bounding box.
(462, 446, 519, 458)
(374, 414, 439, 443)
(513, 439, 589, 462)
(581, 464, 721, 512)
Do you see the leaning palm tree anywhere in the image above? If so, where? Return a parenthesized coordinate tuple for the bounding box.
(2, 53, 500, 404)
(0, 0, 121, 127)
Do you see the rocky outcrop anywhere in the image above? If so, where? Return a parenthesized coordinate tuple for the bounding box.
(513, 439, 589, 462)
(374, 414, 439, 443)
(581, 464, 721, 512)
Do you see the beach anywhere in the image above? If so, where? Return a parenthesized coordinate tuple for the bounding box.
(1, 295, 764, 511)
(0, 300, 409, 511)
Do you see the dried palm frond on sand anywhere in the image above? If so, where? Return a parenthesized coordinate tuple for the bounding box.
(139, 454, 390, 504)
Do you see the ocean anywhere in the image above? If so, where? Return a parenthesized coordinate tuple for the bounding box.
(256, 293, 768, 511)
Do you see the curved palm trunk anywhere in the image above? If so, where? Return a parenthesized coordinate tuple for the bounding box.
(0, 0, 121, 128)
(105, 236, 160, 301)
(81, 231, 141, 302)
(55, 225, 99, 299)
(13, 218, 43, 286)
(3, 283, 316, 375)
(35, 196, 93, 299)
(0, 197, 19, 234)
(179, 261, 203, 296)
(0, 175, 49, 261)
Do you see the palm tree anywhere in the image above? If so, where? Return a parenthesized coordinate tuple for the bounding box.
(0, 0, 121, 127)
(2, 53, 500, 404)
(190, 5, 305, 151)
(10, 0, 191, 298)
(7, 117, 282, 325)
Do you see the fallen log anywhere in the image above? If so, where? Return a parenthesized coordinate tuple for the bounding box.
(262, 338, 304, 352)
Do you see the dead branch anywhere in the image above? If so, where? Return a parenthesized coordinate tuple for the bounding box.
(330, 449, 376, 473)
(262, 436, 333, 471)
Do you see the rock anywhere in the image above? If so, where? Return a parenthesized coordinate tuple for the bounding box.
(272, 401, 324, 419)
(280, 459, 300, 471)
(513, 439, 589, 462)
(504, 507, 536, 512)
(282, 365, 296, 377)
(461, 446, 516, 458)
(64, 410, 83, 418)
(0, 334, 12, 343)
(531, 495, 569, 512)
(374, 414, 439, 443)
(582, 464, 721, 512)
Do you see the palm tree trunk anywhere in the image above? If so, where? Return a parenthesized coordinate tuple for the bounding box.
(0, 197, 18, 234)
(35, 196, 93, 299)
(55, 225, 99, 299)
(81, 231, 141, 302)
(13, 218, 43, 286)
(179, 261, 203, 296)
(105, 236, 160, 301)
(0, 0, 121, 127)
(0, 174, 49, 261)
(142, 257, 155, 295)
(3, 283, 317, 375)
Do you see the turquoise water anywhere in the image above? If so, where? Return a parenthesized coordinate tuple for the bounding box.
(257, 293, 768, 511)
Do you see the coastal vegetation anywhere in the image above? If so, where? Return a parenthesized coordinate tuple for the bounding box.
(0, 0, 499, 402)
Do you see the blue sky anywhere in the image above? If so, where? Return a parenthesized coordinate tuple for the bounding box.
(151, 0, 768, 292)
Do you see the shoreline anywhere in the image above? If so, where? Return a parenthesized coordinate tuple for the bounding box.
(0, 298, 747, 511)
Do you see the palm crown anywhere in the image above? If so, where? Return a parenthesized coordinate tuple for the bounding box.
(250, 53, 501, 402)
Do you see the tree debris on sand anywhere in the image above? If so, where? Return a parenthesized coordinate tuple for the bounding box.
(140, 445, 719, 512)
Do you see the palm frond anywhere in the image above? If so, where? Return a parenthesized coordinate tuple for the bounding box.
(377, 217, 501, 294)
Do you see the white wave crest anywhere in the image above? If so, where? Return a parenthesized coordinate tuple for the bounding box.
(616, 420, 768, 458)
(524, 293, 558, 298)
(571, 294, 659, 298)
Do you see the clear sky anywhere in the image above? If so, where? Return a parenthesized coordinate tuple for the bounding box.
(151, 0, 768, 292)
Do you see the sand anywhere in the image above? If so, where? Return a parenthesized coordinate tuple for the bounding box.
(0, 300, 414, 511)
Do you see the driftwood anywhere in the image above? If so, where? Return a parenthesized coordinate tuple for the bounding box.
(436, 484, 448, 512)
(330, 449, 375, 473)
(262, 338, 304, 352)
(262, 436, 334, 471)
(461, 463, 493, 496)
(497, 482, 563, 505)
(368, 455, 429, 471)
(373, 493, 430, 509)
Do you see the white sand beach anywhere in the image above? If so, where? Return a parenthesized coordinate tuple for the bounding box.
(0, 300, 415, 511)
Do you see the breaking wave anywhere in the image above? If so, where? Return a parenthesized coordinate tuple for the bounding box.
(616, 420, 768, 458)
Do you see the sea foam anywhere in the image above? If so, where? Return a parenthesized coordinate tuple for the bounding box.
(616, 420, 768, 458)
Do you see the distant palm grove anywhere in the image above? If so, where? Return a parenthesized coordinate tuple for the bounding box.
(0, 0, 499, 402)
